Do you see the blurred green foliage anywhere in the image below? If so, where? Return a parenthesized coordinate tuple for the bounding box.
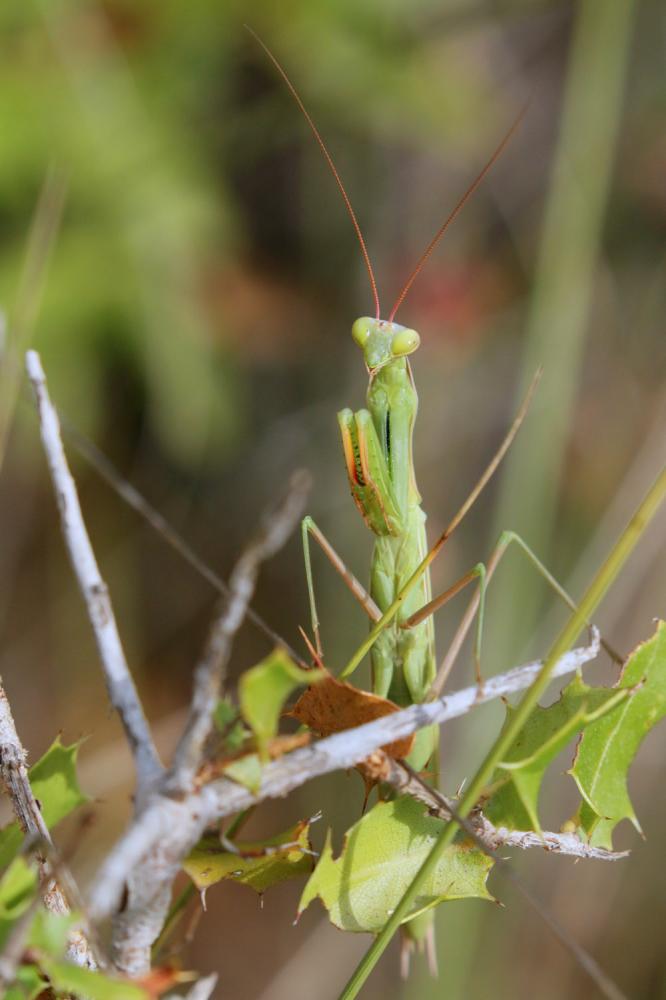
(0, 0, 521, 469)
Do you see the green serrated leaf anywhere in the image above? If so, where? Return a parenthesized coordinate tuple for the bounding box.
(39, 957, 148, 1000)
(575, 802, 617, 849)
(5, 964, 47, 1000)
(239, 649, 323, 759)
(0, 738, 89, 869)
(572, 621, 666, 848)
(184, 820, 314, 893)
(298, 797, 493, 933)
(486, 674, 620, 832)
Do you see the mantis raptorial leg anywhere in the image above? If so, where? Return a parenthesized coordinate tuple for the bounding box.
(301, 515, 381, 659)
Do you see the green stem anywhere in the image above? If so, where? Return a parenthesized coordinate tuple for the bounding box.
(339, 462, 666, 999)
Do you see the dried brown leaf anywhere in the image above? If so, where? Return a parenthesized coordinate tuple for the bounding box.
(287, 671, 414, 760)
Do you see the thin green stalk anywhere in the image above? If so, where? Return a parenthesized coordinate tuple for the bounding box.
(0, 168, 66, 471)
(339, 462, 666, 1000)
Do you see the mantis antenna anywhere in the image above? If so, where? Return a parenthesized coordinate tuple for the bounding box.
(388, 104, 529, 323)
(246, 26, 382, 320)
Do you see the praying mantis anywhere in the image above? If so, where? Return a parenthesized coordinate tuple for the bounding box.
(249, 28, 616, 973)
(250, 31, 527, 737)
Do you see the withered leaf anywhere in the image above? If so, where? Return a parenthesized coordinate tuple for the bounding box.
(288, 671, 414, 760)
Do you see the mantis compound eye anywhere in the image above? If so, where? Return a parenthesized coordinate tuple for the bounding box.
(351, 317, 373, 347)
(391, 328, 420, 356)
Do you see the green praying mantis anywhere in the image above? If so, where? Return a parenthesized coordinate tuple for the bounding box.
(250, 33, 528, 730)
(250, 29, 619, 973)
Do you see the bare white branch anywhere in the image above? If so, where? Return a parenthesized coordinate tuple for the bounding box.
(89, 631, 600, 923)
(25, 350, 162, 802)
(479, 824, 628, 861)
(166, 470, 310, 794)
(0, 682, 97, 968)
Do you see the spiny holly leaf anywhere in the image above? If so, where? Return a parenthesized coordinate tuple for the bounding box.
(575, 804, 617, 850)
(26, 737, 89, 828)
(184, 819, 314, 893)
(239, 649, 324, 759)
(572, 621, 666, 848)
(5, 964, 47, 1000)
(298, 797, 493, 933)
(0, 738, 88, 869)
(288, 670, 415, 761)
(38, 958, 148, 1000)
(0, 858, 37, 950)
(485, 675, 621, 832)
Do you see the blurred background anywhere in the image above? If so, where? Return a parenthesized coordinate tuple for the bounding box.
(0, 0, 665, 997)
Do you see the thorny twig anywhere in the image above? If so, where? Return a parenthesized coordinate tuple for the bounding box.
(0, 682, 97, 969)
(376, 756, 628, 862)
(26, 349, 163, 806)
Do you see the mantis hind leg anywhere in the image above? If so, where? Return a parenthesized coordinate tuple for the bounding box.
(400, 530, 620, 698)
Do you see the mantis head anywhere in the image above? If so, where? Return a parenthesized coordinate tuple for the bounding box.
(351, 317, 420, 374)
